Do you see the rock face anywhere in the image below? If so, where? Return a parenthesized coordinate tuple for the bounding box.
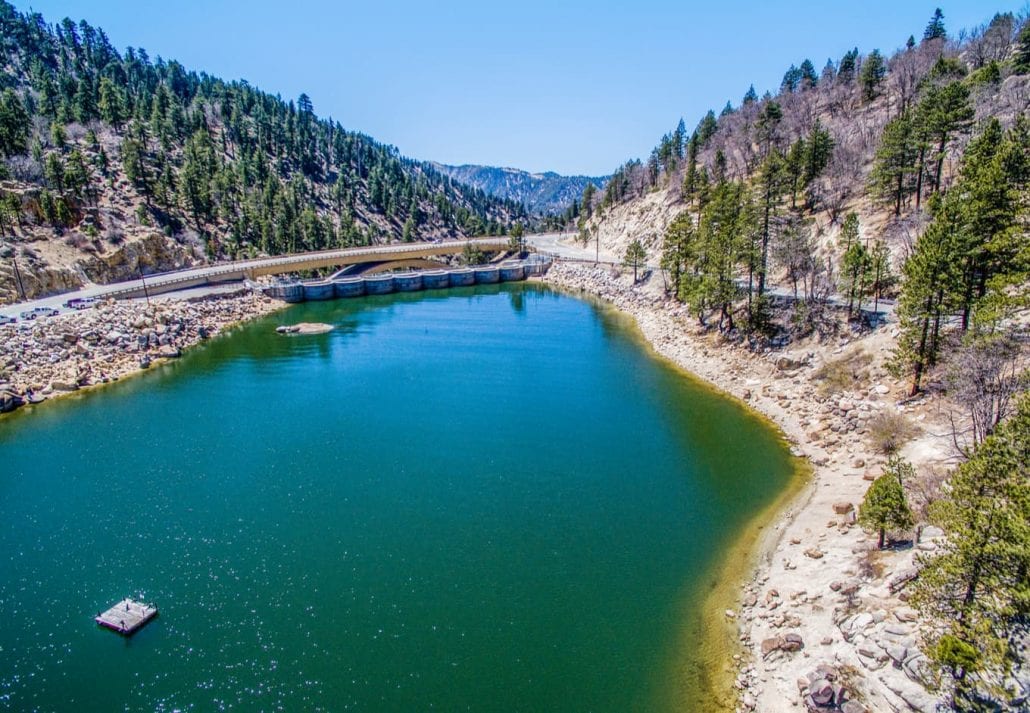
(0, 289, 281, 414)
(79, 233, 194, 286)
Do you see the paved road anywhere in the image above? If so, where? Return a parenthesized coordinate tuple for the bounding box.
(1, 232, 894, 322)
(0, 237, 510, 319)
(526, 232, 618, 263)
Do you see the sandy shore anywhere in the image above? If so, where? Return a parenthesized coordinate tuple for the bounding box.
(0, 288, 284, 415)
(544, 262, 946, 713)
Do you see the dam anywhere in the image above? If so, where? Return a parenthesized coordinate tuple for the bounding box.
(260, 257, 551, 303)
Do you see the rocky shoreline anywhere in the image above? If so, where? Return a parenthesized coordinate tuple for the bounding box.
(0, 289, 283, 415)
(543, 262, 946, 713)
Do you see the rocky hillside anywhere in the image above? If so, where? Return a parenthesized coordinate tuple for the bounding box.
(432, 163, 606, 214)
(0, 1, 527, 303)
(581, 10, 1029, 270)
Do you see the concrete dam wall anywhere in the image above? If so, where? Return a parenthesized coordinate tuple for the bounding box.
(262, 258, 551, 303)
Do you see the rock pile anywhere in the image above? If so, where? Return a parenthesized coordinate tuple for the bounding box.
(0, 289, 281, 413)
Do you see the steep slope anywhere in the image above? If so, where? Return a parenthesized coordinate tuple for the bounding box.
(0, 2, 527, 303)
(582, 12, 1028, 271)
(432, 163, 606, 214)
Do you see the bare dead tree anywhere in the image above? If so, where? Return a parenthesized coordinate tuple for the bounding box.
(771, 215, 817, 300)
(943, 330, 1029, 458)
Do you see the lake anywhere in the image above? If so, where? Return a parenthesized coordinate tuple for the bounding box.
(0, 284, 795, 711)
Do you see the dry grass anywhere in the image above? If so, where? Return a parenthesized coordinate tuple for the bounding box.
(813, 349, 873, 395)
(867, 411, 919, 455)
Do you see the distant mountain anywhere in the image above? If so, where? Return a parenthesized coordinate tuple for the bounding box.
(432, 164, 607, 214)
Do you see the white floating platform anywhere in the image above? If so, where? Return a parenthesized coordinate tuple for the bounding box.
(95, 598, 158, 636)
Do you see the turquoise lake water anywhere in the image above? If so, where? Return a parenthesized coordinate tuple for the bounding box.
(0, 284, 795, 711)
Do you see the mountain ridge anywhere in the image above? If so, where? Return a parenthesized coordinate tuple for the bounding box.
(432, 162, 607, 214)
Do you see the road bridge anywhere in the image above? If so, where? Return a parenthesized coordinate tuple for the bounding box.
(0, 237, 515, 315)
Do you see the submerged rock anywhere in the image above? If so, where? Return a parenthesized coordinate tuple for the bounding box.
(276, 322, 333, 335)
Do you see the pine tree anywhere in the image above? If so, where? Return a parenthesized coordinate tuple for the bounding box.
(912, 396, 1030, 706)
(870, 111, 918, 215)
(661, 211, 696, 297)
(581, 182, 596, 219)
(623, 239, 647, 283)
(754, 146, 786, 298)
(98, 76, 125, 130)
(179, 128, 216, 229)
(949, 117, 1030, 327)
(799, 59, 818, 89)
(0, 88, 29, 157)
(890, 200, 963, 394)
(802, 120, 833, 207)
(1014, 21, 1030, 74)
(917, 82, 974, 193)
(685, 175, 747, 332)
(859, 49, 886, 101)
(868, 240, 893, 315)
(696, 110, 717, 147)
(742, 85, 758, 105)
(837, 48, 859, 83)
(923, 8, 947, 42)
(781, 64, 802, 93)
(858, 457, 914, 549)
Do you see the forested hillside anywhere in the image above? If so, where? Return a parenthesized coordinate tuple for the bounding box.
(0, 1, 527, 302)
(578, 9, 1028, 363)
(432, 163, 606, 214)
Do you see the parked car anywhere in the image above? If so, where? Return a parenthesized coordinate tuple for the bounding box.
(0, 314, 16, 325)
(63, 297, 98, 310)
(19, 307, 59, 320)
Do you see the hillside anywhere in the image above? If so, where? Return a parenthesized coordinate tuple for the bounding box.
(0, 1, 527, 303)
(580, 10, 1028, 278)
(431, 162, 606, 214)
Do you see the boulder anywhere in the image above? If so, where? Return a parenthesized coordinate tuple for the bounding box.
(894, 607, 918, 623)
(889, 567, 920, 593)
(782, 633, 804, 651)
(761, 636, 784, 656)
(776, 356, 801, 371)
(0, 388, 24, 413)
(809, 678, 834, 705)
(832, 501, 854, 515)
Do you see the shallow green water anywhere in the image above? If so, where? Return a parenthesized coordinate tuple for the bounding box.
(0, 284, 794, 712)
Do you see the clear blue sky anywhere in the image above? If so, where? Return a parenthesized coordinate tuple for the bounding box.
(16, 1, 1023, 175)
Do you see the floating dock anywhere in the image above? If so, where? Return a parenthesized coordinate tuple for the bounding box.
(95, 598, 158, 636)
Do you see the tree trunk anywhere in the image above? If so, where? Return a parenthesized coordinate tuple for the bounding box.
(915, 146, 926, 209)
(934, 136, 947, 194)
(894, 170, 903, 216)
(910, 314, 932, 396)
(878, 527, 885, 549)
